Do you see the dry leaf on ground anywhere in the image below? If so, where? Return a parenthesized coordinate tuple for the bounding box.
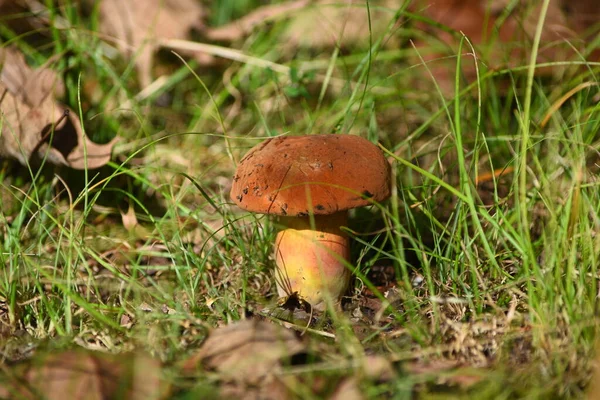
(182, 319, 307, 400)
(0, 349, 169, 400)
(282, 0, 399, 49)
(0, 47, 117, 169)
(205, 1, 310, 42)
(404, 359, 484, 389)
(206, 0, 398, 51)
(410, 0, 598, 93)
(182, 318, 305, 384)
(329, 377, 364, 400)
(0, 1, 42, 36)
(563, 0, 600, 36)
(363, 355, 397, 382)
(98, 0, 210, 87)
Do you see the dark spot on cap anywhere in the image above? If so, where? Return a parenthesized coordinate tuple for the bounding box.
(233, 175, 240, 182)
(362, 190, 374, 198)
(256, 139, 272, 152)
(315, 204, 325, 211)
(297, 212, 308, 217)
(236, 195, 243, 202)
(242, 187, 248, 195)
(255, 163, 264, 168)
(327, 162, 333, 170)
(240, 152, 254, 163)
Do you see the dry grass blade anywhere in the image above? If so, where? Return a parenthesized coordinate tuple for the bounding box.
(475, 166, 514, 186)
(540, 81, 599, 128)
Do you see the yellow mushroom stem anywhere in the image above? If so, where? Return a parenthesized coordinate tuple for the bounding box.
(274, 211, 351, 309)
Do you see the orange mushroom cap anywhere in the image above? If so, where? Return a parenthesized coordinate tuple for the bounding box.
(231, 135, 391, 216)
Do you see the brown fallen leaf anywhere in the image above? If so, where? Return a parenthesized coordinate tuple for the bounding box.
(205, 1, 310, 42)
(404, 359, 484, 389)
(564, 0, 600, 36)
(219, 378, 294, 400)
(0, 1, 40, 36)
(0, 47, 117, 169)
(281, 0, 399, 49)
(410, 0, 596, 93)
(414, 0, 580, 50)
(363, 354, 397, 382)
(98, 0, 210, 87)
(182, 319, 305, 385)
(329, 377, 364, 400)
(205, 0, 398, 51)
(0, 349, 169, 400)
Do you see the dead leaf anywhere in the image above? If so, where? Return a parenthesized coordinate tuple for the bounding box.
(413, 0, 573, 47)
(564, 0, 600, 36)
(205, 1, 310, 42)
(99, 0, 210, 87)
(0, 349, 169, 400)
(363, 355, 396, 382)
(0, 1, 41, 36)
(329, 377, 364, 400)
(404, 359, 484, 389)
(205, 0, 398, 51)
(182, 319, 305, 384)
(0, 47, 117, 169)
(121, 203, 139, 231)
(410, 0, 597, 93)
(219, 378, 293, 400)
(283, 0, 399, 49)
(0, 48, 65, 104)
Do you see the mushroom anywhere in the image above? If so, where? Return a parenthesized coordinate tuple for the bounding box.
(230, 135, 391, 310)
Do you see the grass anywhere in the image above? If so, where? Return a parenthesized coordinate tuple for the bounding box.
(1, 0, 600, 398)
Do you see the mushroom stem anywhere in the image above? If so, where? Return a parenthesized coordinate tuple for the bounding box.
(274, 211, 351, 309)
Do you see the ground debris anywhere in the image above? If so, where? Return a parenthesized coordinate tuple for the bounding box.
(206, 0, 399, 51)
(410, 0, 600, 94)
(206, 1, 310, 42)
(0, 348, 169, 400)
(98, 0, 211, 87)
(404, 358, 484, 389)
(182, 318, 305, 383)
(182, 318, 308, 399)
(0, 47, 117, 169)
(329, 377, 364, 400)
